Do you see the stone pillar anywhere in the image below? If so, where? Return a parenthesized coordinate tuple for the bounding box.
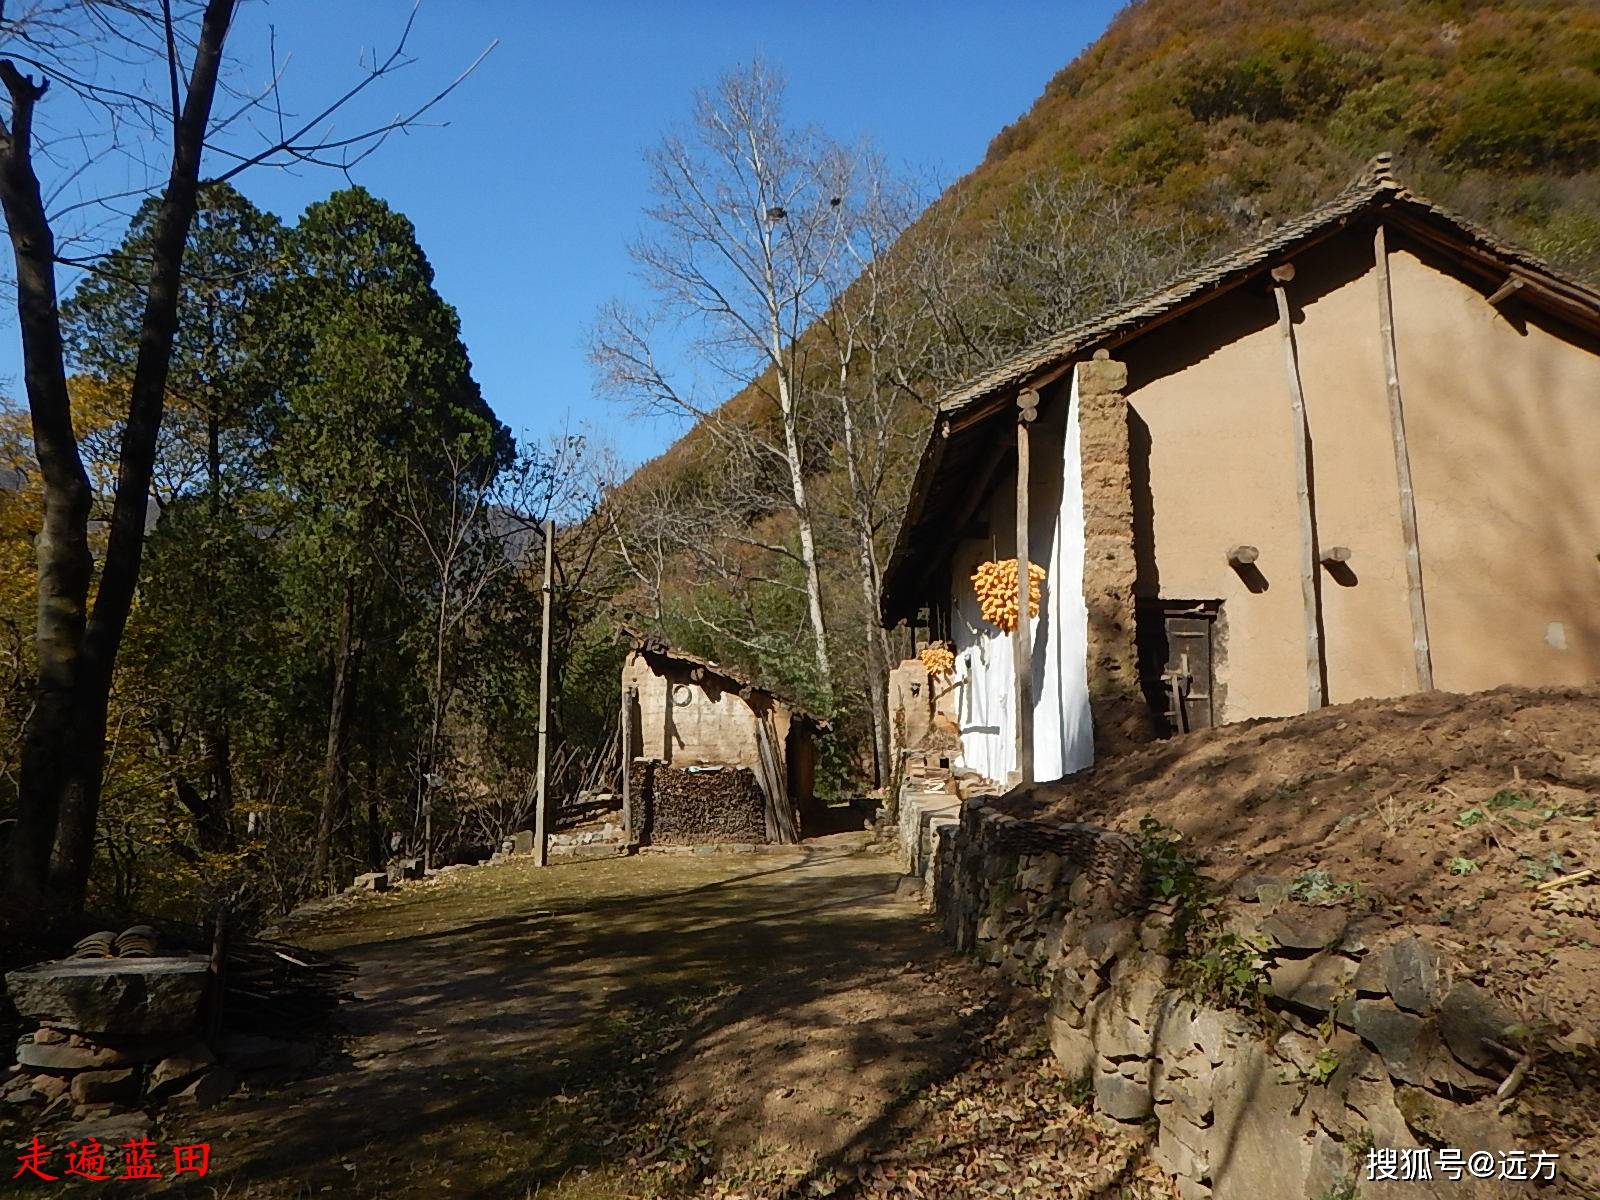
(1074, 351, 1152, 757)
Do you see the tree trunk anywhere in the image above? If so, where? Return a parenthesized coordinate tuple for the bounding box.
(0, 63, 96, 904)
(834, 376, 890, 786)
(0, 0, 238, 910)
(773, 369, 832, 692)
(313, 579, 359, 892)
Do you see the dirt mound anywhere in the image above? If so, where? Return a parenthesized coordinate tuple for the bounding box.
(1002, 684, 1600, 1042)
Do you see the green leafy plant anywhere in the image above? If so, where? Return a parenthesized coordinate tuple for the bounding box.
(1455, 806, 1487, 827)
(1522, 852, 1565, 884)
(1288, 869, 1360, 905)
(1488, 789, 1535, 810)
(1307, 1047, 1341, 1085)
(1449, 856, 1480, 876)
(1137, 818, 1270, 1012)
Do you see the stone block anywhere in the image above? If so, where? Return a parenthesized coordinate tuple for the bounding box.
(1048, 1012, 1097, 1078)
(1191, 1006, 1252, 1066)
(1323, 1044, 1416, 1150)
(148, 1053, 214, 1097)
(57, 1110, 152, 1147)
(1095, 1062, 1152, 1122)
(1262, 905, 1352, 953)
(1303, 1130, 1351, 1200)
(70, 1068, 139, 1105)
(353, 871, 388, 892)
(1081, 915, 1136, 967)
(1437, 980, 1516, 1073)
(1211, 1039, 1316, 1200)
(1154, 1067, 1214, 1127)
(5, 957, 209, 1039)
(512, 829, 534, 854)
(17, 1040, 126, 1072)
(169, 1067, 236, 1109)
(1152, 1117, 1210, 1182)
(1343, 998, 1432, 1087)
(1267, 951, 1355, 1016)
(31, 1027, 66, 1046)
(1352, 951, 1387, 996)
(1385, 937, 1443, 1014)
(1014, 852, 1062, 894)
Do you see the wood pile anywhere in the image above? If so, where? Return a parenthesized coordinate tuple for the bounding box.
(219, 935, 356, 1037)
(631, 760, 769, 845)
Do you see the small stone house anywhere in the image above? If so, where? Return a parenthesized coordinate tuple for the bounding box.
(620, 630, 827, 844)
(881, 160, 1600, 786)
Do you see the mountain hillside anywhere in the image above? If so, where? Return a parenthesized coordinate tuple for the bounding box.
(595, 0, 1600, 770)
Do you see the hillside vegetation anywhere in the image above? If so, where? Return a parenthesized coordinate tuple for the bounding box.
(595, 0, 1600, 782)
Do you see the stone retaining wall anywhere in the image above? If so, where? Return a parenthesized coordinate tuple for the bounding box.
(924, 796, 1541, 1199)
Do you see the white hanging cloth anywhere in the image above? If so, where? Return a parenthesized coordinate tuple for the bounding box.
(950, 371, 1094, 784)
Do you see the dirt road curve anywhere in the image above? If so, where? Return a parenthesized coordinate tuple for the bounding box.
(157, 834, 988, 1198)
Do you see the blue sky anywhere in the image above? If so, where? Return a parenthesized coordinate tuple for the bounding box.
(10, 1, 1124, 468)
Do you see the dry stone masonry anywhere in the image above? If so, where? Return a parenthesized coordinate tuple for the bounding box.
(922, 796, 1548, 1200)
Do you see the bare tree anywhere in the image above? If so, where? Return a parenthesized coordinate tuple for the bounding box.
(810, 155, 930, 783)
(0, 2, 490, 911)
(591, 59, 854, 699)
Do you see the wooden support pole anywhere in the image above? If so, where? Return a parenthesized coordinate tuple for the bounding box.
(1271, 267, 1325, 712)
(534, 516, 555, 867)
(1013, 389, 1037, 784)
(621, 685, 636, 846)
(1374, 224, 1434, 690)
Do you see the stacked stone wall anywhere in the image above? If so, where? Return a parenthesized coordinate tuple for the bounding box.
(929, 799, 1541, 1199)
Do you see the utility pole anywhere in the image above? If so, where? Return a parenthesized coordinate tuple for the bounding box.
(534, 517, 555, 867)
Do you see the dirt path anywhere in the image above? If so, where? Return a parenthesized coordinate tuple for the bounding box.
(154, 835, 1004, 1199)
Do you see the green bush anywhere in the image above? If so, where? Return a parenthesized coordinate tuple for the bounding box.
(1438, 69, 1600, 168)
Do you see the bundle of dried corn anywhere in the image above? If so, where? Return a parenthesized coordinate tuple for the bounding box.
(920, 641, 956, 677)
(971, 559, 1045, 632)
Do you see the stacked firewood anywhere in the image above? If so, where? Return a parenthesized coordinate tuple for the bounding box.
(220, 935, 356, 1036)
(637, 762, 770, 845)
(972, 558, 1045, 632)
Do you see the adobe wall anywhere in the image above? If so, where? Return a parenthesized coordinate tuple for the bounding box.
(622, 651, 793, 770)
(887, 657, 961, 761)
(921, 799, 1544, 1200)
(1388, 246, 1600, 691)
(1076, 355, 1151, 753)
(1126, 237, 1417, 721)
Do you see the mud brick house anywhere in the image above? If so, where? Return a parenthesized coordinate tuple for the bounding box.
(620, 630, 827, 844)
(880, 159, 1600, 787)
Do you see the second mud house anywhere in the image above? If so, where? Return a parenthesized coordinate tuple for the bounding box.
(621, 630, 827, 844)
(881, 159, 1600, 787)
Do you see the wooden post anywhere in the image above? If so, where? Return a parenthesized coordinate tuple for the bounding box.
(1271, 267, 1325, 712)
(620, 684, 636, 846)
(1374, 224, 1434, 690)
(534, 516, 555, 867)
(1013, 388, 1038, 784)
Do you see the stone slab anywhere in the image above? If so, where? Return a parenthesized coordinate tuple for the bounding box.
(5, 957, 209, 1039)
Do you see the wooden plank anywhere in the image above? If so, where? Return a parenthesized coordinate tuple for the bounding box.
(534, 516, 555, 867)
(1271, 273, 1326, 712)
(621, 684, 636, 845)
(1013, 395, 1035, 783)
(1374, 223, 1435, 691)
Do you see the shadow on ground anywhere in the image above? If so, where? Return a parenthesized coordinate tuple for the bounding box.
(145, 834, 1030, 1199)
